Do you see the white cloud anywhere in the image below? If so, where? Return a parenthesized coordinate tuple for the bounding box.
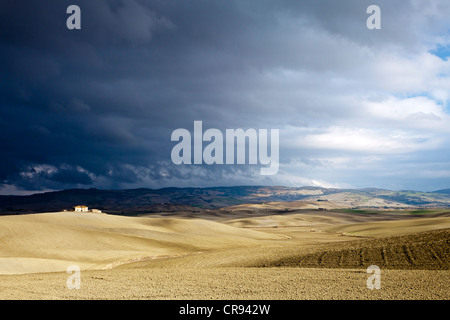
(364, 96, 450, 130)
(19, 164, 58, 179)
(368, 52, 450, 94)
(300, 127, 441, 154)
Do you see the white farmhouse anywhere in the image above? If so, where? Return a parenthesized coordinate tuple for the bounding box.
(74, 205, 89, 212)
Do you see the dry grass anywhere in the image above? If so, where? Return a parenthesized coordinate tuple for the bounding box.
(0, 210, 448, 299)
(0, 212, 282, 274)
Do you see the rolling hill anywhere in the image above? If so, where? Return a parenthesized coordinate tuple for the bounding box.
(1, 186, 450, 215)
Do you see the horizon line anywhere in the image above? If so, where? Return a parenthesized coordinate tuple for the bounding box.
(1, 185, 449, 197)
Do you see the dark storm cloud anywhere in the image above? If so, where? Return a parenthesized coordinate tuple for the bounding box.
(1, 0, 278, 190)
(48, 167, 93, 185)
(1, 0, 450, 193)
(0, 0, 169, 189)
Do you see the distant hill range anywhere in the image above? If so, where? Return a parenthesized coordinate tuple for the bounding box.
(1, 186, 450, 215)
(434, 189, 450, 195)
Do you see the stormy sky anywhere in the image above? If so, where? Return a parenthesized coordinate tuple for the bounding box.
(1, 0, 450, 194)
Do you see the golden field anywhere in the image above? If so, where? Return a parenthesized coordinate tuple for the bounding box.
(0, 204, 448, 300)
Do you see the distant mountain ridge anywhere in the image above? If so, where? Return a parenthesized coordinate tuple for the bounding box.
(1, 186, 450, 215)
(434, 189, 450, 195)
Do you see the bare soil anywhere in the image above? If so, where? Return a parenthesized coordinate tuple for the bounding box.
(0, 209, 448, 300)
